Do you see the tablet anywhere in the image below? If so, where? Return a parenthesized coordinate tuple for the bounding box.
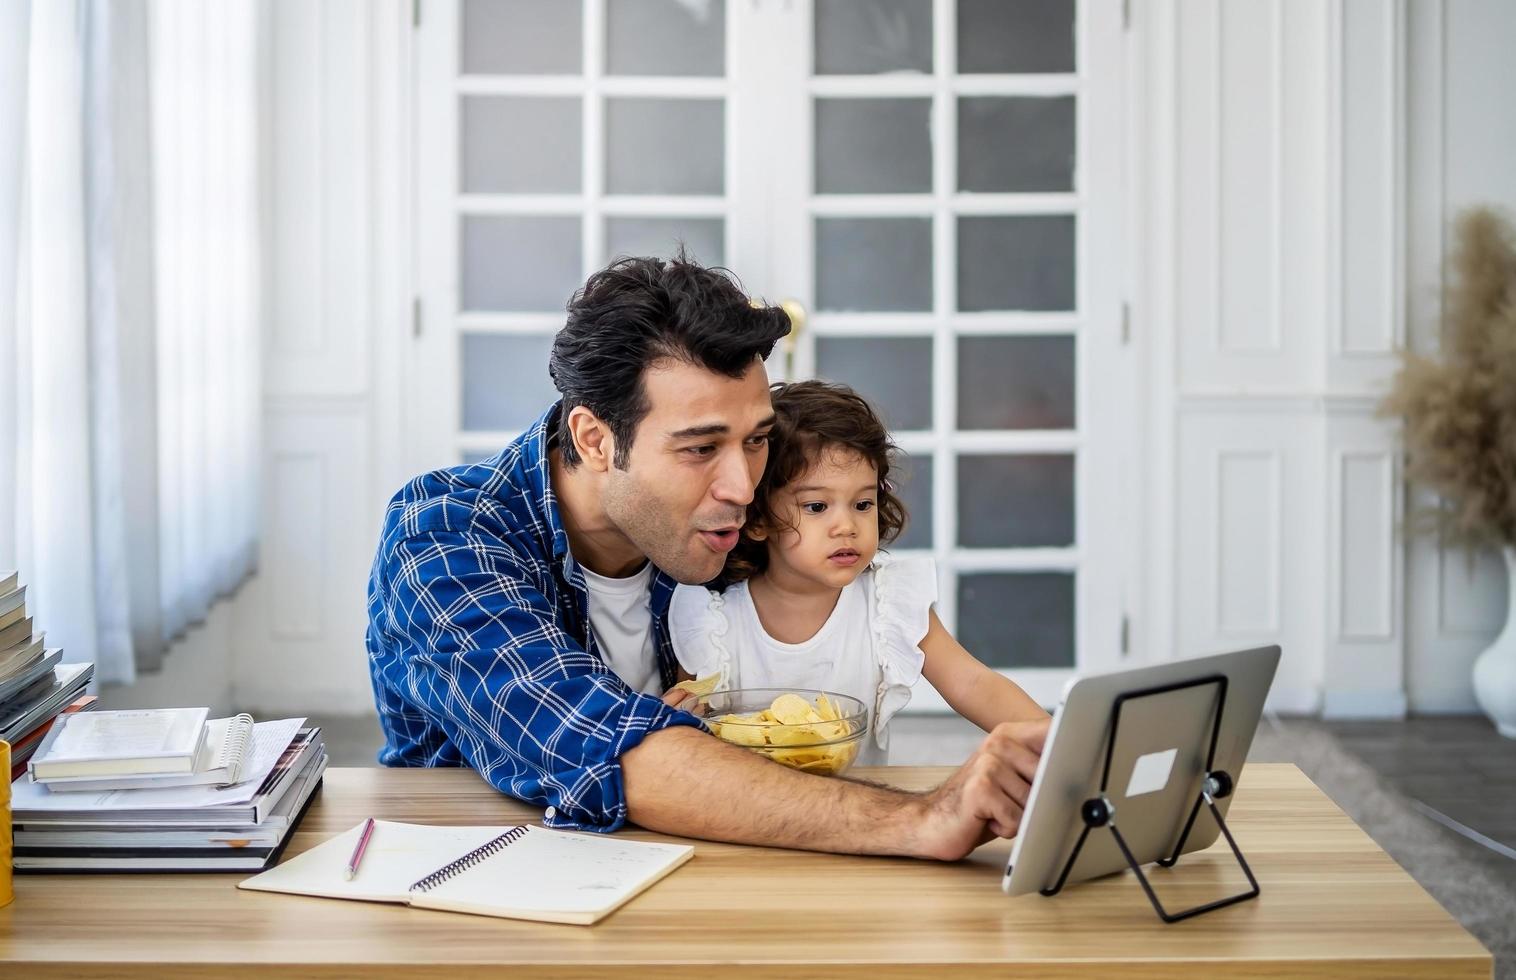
(1002, 645, 1280, 897)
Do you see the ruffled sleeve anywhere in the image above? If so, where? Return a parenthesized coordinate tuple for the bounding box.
(667, 583, 735, 687)
(868, 556, 938, 746)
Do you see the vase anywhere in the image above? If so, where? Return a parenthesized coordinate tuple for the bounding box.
(1472, 546, 1516, 738)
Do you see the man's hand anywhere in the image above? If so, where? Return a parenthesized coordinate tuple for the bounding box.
(623, 714, 1051, 861)
(905, 718, 1051, 861)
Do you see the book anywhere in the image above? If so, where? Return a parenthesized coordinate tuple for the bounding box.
(0, 585, 24, 625)
(0, 569, 17, 598)
(0, 648, 65, 706)
(27, 706, 211, 779)
(0, 634, 45, 680)
(10, 722, 318, 826)
(8, 694, 99, 781)
(0, 614, 32, 650)
(0, 661, 93, 743)
(13, 749, 328, 873)
(37, 713, 258, 790)
(238, 820, 694, 925)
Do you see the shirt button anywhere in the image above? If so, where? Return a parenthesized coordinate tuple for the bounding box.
(544, 806, 557, 821)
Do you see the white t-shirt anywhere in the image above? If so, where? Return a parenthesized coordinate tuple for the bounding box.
(579, 560, 661, 695)
(667, 556, 938, 766)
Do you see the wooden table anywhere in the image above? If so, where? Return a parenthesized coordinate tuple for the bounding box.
(0, 764, 1491, 978)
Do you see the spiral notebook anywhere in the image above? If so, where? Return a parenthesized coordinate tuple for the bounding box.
(238, 820, 694, 925)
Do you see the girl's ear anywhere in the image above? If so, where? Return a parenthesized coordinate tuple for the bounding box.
(744, 520, 769, 542)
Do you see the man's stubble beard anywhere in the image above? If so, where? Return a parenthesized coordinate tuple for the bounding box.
(602, 467, 728, 585)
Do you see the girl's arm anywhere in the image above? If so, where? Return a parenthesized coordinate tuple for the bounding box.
(919, 609, 1049, 731)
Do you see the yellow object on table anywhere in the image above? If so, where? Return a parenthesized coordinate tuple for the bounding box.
(706, 691, 863, 775)
(0, 739, 12, 908)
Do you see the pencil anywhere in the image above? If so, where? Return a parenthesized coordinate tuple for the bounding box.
(344, 817, 376, 881)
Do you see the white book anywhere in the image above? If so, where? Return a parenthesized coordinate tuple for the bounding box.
(239, 820, 694, 926)
(39, 713, 258, 791)
(27, 707, 210, 780)
(9, 718, 311, 820)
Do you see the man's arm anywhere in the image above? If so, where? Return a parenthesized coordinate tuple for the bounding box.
(372, 527, 706, 831)
(622, 719, 1049, 861)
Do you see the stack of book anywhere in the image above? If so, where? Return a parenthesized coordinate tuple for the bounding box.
(9, 710, 326, 872)
(1, 569, 96, 779)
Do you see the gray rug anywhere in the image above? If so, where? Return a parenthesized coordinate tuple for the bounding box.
(1252, 716, 1514, 980)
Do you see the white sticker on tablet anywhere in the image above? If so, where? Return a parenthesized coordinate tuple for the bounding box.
(1125, 748, 1178, 797)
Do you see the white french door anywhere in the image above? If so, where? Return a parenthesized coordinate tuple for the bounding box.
(411, 0, 1131, 707)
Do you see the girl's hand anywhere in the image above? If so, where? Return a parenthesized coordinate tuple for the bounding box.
(661, 687, 712, 717)
(661, 687, 696, 709)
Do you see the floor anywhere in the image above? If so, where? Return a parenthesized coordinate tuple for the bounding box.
(310, 710, 1516, 978)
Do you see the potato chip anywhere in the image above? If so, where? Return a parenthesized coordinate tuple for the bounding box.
(766, 724, 821, 746)
(767, 693, 815, 726)
(670, 673, 722, 697)
(715, 721, 768, 746)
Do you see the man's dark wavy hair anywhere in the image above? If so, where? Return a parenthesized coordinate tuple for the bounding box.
(549, 250, 791, 469)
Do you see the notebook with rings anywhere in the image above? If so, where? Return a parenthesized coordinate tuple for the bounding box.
(238, 819, 694, 925)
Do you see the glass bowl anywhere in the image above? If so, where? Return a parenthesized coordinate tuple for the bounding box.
(690, 688, 869, 777)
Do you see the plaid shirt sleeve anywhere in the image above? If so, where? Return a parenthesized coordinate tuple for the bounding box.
(372, 526, 705, 832)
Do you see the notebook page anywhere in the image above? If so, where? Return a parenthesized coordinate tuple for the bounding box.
(419, 826, 694, 922)
(238, 821, 512, 903)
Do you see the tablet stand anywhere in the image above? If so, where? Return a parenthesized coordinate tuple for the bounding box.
(1038, 674, 1260, 923)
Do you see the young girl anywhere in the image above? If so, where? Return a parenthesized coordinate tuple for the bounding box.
(666, 379, 1047, 765)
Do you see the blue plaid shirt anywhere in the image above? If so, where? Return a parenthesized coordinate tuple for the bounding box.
(365, 404, 704, 832)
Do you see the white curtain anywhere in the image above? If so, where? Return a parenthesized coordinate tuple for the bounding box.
(1, 0, 261, 686)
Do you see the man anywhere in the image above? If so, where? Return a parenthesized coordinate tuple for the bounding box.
(367, 254, 1048, 860)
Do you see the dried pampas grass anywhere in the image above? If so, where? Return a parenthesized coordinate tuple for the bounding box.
(1380, 207, 1516, 548)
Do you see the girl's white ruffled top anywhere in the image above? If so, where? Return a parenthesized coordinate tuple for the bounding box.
(668, 556, 938, 766)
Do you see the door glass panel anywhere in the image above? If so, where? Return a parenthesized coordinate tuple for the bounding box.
(606, 217, 725, 265)
(957, 0, 1074, 74)
(815, 98, 933, 194)
(958, 96, 1075, 193)
(815, 336, 933, 431)
(957, 335, 1075, 429)
(957, 572, 1075, 668)
(460, 0, 581, 74)
(957, 215, 1075, 311)
(890, 452, 933, 550)
(461, 215, 582, 312)
(461, 333, 559, 431)
(815, 217, 932, 312)
(814, 0, 933, 75)
(607, 0, 725, 77)
(957, 454, 1074, 547)
(460, 96, 581, 194)
(605, 98, 725, 195)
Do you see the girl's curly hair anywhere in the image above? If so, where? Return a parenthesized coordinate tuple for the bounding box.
(721, 380, 909, 584)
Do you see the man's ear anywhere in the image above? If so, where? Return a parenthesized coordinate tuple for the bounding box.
(566, 406, 614, 472)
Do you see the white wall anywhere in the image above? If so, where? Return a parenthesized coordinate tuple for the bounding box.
(1402, 0, 1515, 712)
(117, 0, 1514, 720)
(1138, 0, 1405, 718)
